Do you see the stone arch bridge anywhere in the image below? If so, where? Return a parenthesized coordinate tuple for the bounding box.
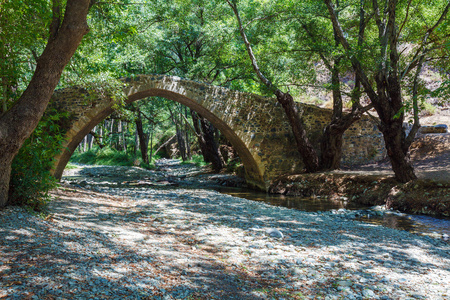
(49, 75, 384, 190)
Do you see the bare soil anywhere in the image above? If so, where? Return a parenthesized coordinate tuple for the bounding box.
(270, 133, 450, 217)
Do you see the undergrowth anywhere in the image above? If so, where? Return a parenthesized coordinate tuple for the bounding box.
(70, 147, 158, 169)
(181, 154, 209, 167)
(9, 109, 70, 211)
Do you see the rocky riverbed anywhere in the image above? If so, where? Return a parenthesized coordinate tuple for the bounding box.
(0, 162, 449, 299)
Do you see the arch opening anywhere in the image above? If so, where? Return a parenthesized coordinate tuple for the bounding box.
(52, 87, 266, 190)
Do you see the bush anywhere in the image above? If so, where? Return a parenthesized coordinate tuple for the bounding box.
(181, 154, 208, 167)
(8, 109, 69, 211)
(71, 147, 156, 169)
(71, 149, 98, 164)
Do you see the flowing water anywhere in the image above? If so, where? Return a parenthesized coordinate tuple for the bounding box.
(214, 186, 450, 240)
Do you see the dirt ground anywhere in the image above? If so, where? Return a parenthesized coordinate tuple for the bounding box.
(270, 133, 450, 217)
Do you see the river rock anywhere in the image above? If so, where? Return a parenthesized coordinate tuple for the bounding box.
(336, 280, 353, 287)
(265, 228, 283, 239)
(362, 289, 376, 298)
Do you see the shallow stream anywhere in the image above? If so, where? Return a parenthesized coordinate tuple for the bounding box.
(214, 186, 450, 240)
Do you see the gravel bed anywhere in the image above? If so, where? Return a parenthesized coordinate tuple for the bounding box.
(0, 163, 449, 299)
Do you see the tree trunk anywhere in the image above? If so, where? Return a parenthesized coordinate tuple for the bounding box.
(82, 135, 87, 152)
(122, 121, 127, 152)
(117, 120, 123, 151)
(380, 120, 417, 182)
(87, 133, 94, 150)
(184, 106, 191, 160)
(275, 90, 319, 172)
(320, 113, 362, 170)
(176, 127, 187, 161)
(99, 124, 104, 144)
(191, 110, 224, 171)
(0, 0, 90, 207)
(134, 126, 139, 155)
(135, 113, 149, 164)
(168, 106, 188, 161)
(0, 159, 12, 206)
(320, 124, 345, 170)
(148, 126, 154, 163)
(320, 60, 363, 170)
(191, 110, 208, 161)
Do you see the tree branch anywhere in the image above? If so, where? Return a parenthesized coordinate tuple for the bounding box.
(226, 0, 275, 92)
(50, 0, 63, 40)
(405, 54, 425, 148)
(401, 2, 450, 80)
(323, 0, 379, 104)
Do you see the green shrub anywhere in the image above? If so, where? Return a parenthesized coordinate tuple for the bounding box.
(96, 148, 134, 166)
(181, 154, 208, 167)
(71, 149, 98, 164)
(70, 147, 156, 169)
(8, 109, 69, 211)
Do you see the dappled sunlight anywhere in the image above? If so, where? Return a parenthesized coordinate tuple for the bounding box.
(1, 162, 449, 299)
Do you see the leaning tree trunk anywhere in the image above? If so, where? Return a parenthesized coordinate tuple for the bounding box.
(0, 0, 90, 207)
(275, 90, 319, 172)
(226, 0, 320, 173)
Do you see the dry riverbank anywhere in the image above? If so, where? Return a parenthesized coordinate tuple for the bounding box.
(1, 163, 449, 299)
(269, 134, 450, 217)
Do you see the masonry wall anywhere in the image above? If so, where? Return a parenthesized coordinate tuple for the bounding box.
(48, 75, 386, 189)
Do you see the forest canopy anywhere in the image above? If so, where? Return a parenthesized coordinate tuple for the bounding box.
(0, 0, 449, 207)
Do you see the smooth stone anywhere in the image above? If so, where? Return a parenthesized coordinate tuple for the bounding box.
(265, 228, 283, 239)
(336, 280, 353, 287)
(362, 289, 376, 298)
(266, 243, 274, 249)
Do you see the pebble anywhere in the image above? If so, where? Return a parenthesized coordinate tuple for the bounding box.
(0, 163, 449, 299)
(363, 289, 376, 298)
(336, 280, 353, 287)
(265, 228, 284, 239)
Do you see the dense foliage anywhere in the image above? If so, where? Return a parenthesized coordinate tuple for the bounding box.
(8, 109, 70, 210)
(1, 0, 450, 207)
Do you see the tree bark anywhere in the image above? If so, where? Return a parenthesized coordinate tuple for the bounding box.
(324, 0, 420, 182)
(380, 119, 417, 182)
(275, 90, 319, 172)
(168, 106, 187, 161)
(320, 113, 363, 170)
(184, 106, 191, 160)
(227, 0, 320, 173)
(135, 112, 149, 164)
(87, 133, 94, 150)
(0, 0, 90, 207)
(191, 110, 224, 172)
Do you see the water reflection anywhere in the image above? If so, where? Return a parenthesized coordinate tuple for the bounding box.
(214, 186, 450, 239)
(360, 214, 450, 237)
(214, 186, 368, 211)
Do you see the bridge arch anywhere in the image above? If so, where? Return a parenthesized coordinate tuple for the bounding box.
(49, 75, 385, 190)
